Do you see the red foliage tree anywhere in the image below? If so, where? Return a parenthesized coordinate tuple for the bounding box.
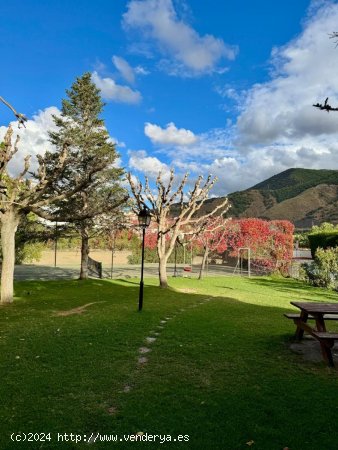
(196, 216, 229, 279)
(224, 218, 294, 274)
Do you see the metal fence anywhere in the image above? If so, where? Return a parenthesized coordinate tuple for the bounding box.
(88, 256, 102, 279)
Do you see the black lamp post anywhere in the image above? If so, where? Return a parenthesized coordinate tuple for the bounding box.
(138, 207, 151, 311)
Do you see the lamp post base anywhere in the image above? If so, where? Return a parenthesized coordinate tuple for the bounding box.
(138, 280, 144, 311)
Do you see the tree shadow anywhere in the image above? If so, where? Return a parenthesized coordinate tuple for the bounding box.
(247, 277, 338, 302)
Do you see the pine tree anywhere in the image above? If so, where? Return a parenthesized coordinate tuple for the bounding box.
(48, 73, 127, 279)
(0, 95, 108, 303)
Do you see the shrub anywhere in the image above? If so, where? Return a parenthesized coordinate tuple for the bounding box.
(308, 232, 338, 257)
(303, 247, 338, 290)
(293, 232, 309, 248)
(15, 242, 44, 264)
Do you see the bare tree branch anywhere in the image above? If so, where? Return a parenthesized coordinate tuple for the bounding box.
(127, 170, 230, 288)
(0, 96, 28, 127)
(329, 31, 338, 47)
(313, 97, 338, 112)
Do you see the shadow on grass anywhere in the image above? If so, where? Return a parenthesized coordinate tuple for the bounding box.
(14, 264, 81, 281)
(2, 277, 338, 450)
(247, 276, 338, 302)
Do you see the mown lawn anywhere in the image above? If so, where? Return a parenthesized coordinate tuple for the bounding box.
(1, 276, 338, 449)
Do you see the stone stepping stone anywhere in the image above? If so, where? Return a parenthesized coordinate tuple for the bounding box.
(139, 347, 151, 354)
(107, 406, 117, 415)
(138, 356, 148, 364)
(160, 320, 167, 324)
(157, 325, 164, 329)
(146, 337, 156, 344)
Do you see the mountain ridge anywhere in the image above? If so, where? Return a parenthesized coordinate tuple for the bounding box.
(204, 168, 338, 228)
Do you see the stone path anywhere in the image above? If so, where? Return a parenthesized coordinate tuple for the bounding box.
(115, 296, 213, 408)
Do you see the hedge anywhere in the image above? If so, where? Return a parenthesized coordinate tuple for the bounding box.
(308, 231, 338, 257)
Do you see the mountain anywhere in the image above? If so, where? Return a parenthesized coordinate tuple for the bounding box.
(203, 168, 338, 228)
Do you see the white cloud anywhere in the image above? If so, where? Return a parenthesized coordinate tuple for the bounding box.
(112, 55, 136, 84)
(92, 71, 142, 104)
(0, 107, 60, 176)
(124, 3, 338, 196)
(123, 0, 237, 76)
(208, 1, 338, 193)
(236, 2, 338, 146)
(144, 122, 197, 146)
(134, 65, 150, 75)
(108, 136, 126, 149)
(128, 150, 170, 178)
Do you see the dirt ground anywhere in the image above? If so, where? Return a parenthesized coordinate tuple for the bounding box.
(290, 336, 338, 365)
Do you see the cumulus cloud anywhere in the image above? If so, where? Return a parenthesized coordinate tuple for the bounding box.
(144, 122, 197, 146)
(207, 1, 338, 193)
(128, 150, 170, 179)
(122, 0, 237, 76)
(236, 2, 338, 146)
(92, 71, 142, 104)
(134, 65, 150, 75)
(0, 107, 60, 176)
(112, 55, 136, 84)
(124, 2, 338, 196)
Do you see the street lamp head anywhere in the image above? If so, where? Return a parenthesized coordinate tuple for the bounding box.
(138, 207, 151, 229)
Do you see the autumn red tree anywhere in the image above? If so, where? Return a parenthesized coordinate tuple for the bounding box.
(196, 216, 229, 279)
(224, 218, 294, 274)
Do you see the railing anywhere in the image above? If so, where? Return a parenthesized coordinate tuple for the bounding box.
(88, 256, 103, 279)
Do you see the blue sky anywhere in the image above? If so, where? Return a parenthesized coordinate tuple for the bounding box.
(1, 0, 338, 195)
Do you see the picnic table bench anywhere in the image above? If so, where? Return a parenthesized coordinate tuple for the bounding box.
(284, 302, 338, 367)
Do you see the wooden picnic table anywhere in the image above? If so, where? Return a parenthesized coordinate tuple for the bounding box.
(285, 302, 338, 367)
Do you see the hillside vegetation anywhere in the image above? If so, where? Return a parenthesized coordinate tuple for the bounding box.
(204, 168, 338, 227)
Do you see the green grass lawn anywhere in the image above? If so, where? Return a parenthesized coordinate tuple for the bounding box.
(1, 276, 338, 449)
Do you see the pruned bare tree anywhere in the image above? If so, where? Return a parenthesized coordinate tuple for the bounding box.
(0, 124, 109, 304)
(0, 96, 28, 128)
(127, 169, 230, 288)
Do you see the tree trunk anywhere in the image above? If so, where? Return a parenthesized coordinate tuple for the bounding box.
(198, 245, 208, 280)
(0, 208, 20, 304)
(157, 233, 169, 288)
(159, 256, 169, 288)
(79, 230, 89, 280)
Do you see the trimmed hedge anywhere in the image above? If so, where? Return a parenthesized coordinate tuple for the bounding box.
(308, 231, 338, 257)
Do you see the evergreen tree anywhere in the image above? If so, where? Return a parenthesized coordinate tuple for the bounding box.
(48, 73, 127, 279)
